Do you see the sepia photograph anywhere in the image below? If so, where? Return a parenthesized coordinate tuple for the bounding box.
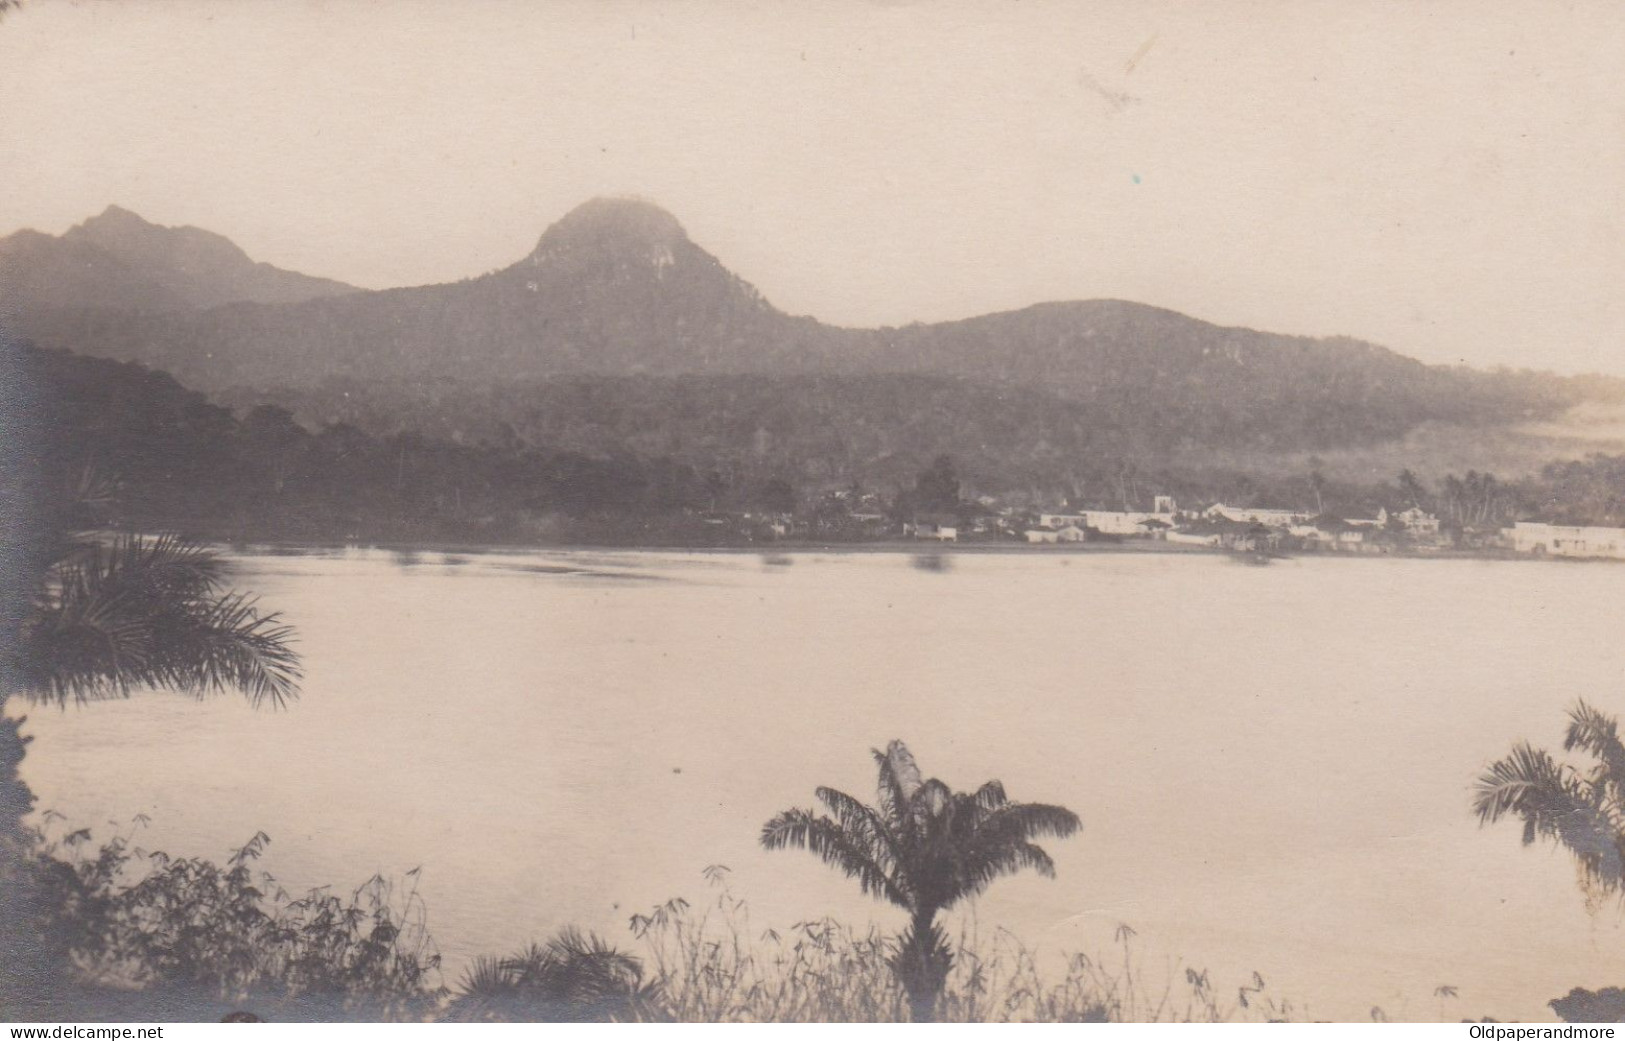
(3, 0, 1625, 1025)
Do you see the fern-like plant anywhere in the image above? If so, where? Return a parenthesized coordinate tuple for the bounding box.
(445, 928, 660, 1022)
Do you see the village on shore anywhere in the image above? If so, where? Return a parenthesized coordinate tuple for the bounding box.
(721, 494, 1625, 561)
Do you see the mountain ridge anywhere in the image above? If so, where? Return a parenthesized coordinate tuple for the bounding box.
(0, 205, 357, 314)
(4, 197, 1619, 458)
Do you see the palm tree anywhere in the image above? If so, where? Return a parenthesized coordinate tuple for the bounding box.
(1, 472, 300, 861)
(12, 532, 300, 708)
(761, 740, 1080, 1022)
(1473, 701, 1625, 904)
(0, 471, 301, 1007)
(1397, 469, 1429, 510)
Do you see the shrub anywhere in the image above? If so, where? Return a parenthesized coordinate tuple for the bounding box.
(10, 824, 442, 1021)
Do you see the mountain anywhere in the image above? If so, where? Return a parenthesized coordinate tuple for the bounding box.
(5, 196, 1618, 457)
(7, 197, 857, 387)
(0, 205, 356, 315)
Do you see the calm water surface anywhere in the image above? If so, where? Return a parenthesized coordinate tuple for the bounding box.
(17, 549, 1625, 1021)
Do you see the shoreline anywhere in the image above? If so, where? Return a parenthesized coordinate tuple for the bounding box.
(215, 536, 1600, 565)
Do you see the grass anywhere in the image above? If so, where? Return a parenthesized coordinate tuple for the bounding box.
(5, 827, 1407, 1023)
(624, 864, 1300, 1023)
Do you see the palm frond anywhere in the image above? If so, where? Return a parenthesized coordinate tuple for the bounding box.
(873, 740, 923, 835)
(1566, 700, 1625, 795)
(911, 778, 953, 821)
(816, 785, 905, 882)
(971, 779, 1008, 810)
(760, 808, 909, 908)
(106, 533, 226, 600)
(1474, 742, 1624, 889)
(16, 536, 300, 707)
(448, 930, 655, 1022)
(1474, 743, 1583, 829)
(960, 840, 1059, 894)
(456, 954, 513, 999)
(975, 801, 1083, 843)
(161, 593, 302, 708)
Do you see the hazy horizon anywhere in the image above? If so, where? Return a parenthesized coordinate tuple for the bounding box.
(3, 0, 1623, 375)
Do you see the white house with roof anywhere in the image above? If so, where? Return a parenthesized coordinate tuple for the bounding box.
(906, 512, 959, 541)
(1026, 523, 1089, 544)
(1511, 522, 1625, 559)
(1204, 504, 1308, 528)
(1395, 507, 1441, 536)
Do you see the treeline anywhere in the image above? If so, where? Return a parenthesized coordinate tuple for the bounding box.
(214, 372, 1122, 499)
(214, 372, 1625, 527)
(4, 344, 802, 546)
(1525, 455, 1625, 526)
(10, 342, 1625, 546)
(220, 361, 1606, 498)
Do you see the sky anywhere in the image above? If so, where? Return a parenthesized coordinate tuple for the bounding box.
(1, 0, 1622, 374)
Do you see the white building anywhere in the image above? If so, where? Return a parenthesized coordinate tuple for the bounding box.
(1079, 510, 1160, 535)
(1511, 522, 1625, 560)
(1038, 498, 1177, 537)
(1395, 507, 1441, 536)
(1025, 524, 1088, 544)
(1204, 504, 1309, 528)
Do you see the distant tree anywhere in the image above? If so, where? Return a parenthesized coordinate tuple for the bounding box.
(1397, 469, 1429, 509)
(1308, 465, 1327, 516)
(761, 741, 1080, 1021)
(756, 478, 796, 515)
(913, 455, 961, 514)
(704, 470, 727, 512)
(1440, 474, 1467, 524)
(240, 404, 311, 495)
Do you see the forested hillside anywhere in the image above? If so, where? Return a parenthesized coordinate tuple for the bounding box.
(10, 340, 1625, 545)
(3, 343, 801, 545)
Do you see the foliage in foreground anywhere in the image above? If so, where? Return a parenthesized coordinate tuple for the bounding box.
(2, 826, 440, 1022)
(444, 927, 660, 1022)
(5, 825, 1313, 1023)
(760, 739, 1080, 1020)
(628, 864, 1302, 1023)
(1474, 700, 1625, 910)
(1474, 701, 1625, 1023)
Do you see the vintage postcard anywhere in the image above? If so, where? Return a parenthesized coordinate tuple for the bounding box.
(3, 0, 1625, 1025)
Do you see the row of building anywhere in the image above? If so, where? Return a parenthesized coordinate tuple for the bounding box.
(936, 497, 1625, 561)
(1015, 499, 1443, 552)
(1508, 522, 1625, 560)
